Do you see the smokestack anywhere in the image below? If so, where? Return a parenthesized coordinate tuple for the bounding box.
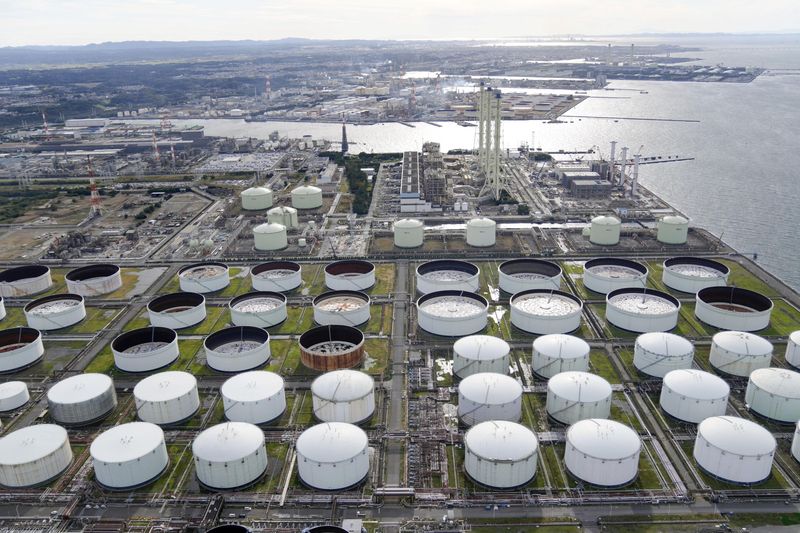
(619, 146, 629, 186)
(631, 154, 640, 197)
(609, 141, 617, 180)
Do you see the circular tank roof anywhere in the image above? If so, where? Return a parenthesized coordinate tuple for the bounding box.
(296, 422, 368, 463)
(65, 264, 120, 282)
(417, 291, 488, 318)
(193, 422, 264, 462)
(661, 215, 689, 224)
(567, 419, 641, 460)
(242, 186, 271, 196)
(664, 257, 729, 277)
(548, 371, 611, 402)
(394, 218, 423, 228)
(636, 332, 693, 356)
(293, 185, 322, 195)
(0, 381, 27, 400)
(230, 292, 286, 313)
(0, 424, 68, 465)
(221, 371, 284, 403)
(48, 373, 112, 405)
(790, 331, 800, 345)
(662, 369, 730, 400)
(533, 334, 590, 359)
(713, 331, 773, 355)
(592, 215, 621, 225)
(253, 222, 286, 234)
(511, 290, 582, 316)
(459, 373, 522, 404)
(312, 370, 374, 402)
(467, 217, 496, 227)
(453, 335, 510, 360)
(465, 420, 538, 461)
(585, 258, 648, 277)
(134, 371, 196, 401)
(148, 292, 204, 313)
(267, 205, 297, 214)
(499, 259, 561, 279)
(299, 325, 365, 353)
(178, 262, 228, 279)
(607, 288, 680, 315)
(24, 294, 83, 315)
(90, 422, 164, 463)
(698, 286, 773, 313)
(697, 416, 776, 456)
(749, 368, 800, 399)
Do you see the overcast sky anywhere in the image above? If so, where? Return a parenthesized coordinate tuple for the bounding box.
(1, 0, 798, 46)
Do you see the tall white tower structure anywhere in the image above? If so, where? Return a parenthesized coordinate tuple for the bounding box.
(479, 89, 507, 201)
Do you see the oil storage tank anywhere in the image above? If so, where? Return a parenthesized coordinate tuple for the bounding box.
(313, 291, 370, 326)
(0, 381, 29, 412)
(709, 331, 772, 377)
(0, 265, 52, 297)
(253, 222, 288, 251)
(695, 286, 773, 331)
(564, 418, 641, 487)
(221, 371, 286, 425)
(416, 260, 480, 294)
(466, 217, 496, 247)
(178, 262, 230, 293)
(299, 325, 365, 371)
(134, 371, 200, 426)
(583, 258, 648, 294)
(787, 331, 800, 369)
(24, 294, 86, 331)
(0, 327, 44, 373)
(393, 218, 424, 248)
(65, 264, 122, 297)
(745, 368, 800, 423)
(204, 326, 271, 372)
(267, 206, 299, 228)
(192, 422, 268, 490)
(510, 289, 583, 335)
(458, 372, 523, 426)
(90, 422, 168, 490)
(589, 215, 621, 245)
(325, 260, 375, 291)
(633, 332, 694, 378)
(498, 259, 562, 294)
(292, 185, 323, 209)
(464, 421, 538, 489)
(47, 373, 117, 426)
(417, 291, 488, 337)
(531, 334, 590, 379)
(793, 422, 800, 462)
(241, 186, 273, 210)
(229, 292, 287, 328)
(453, 335, 511, 379)
(660, 369, 729, 423)
(148, 292, 206, 330)
(657, 215, 689, 244)
(693, 416, 776, 484)
(606, 288, 680, 333)
(546, 371, 612, 425)
(0, 296, 4, 321)
(0, 424, 72, 488)
(251, 261, 302, 292)
(662, 257, 729, 294)
(296, 422, 369, 490)
(311, 370, 375, 424)
(112, 327, 179, 372)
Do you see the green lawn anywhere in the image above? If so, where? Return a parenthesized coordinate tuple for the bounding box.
(590, 349, 621, 383)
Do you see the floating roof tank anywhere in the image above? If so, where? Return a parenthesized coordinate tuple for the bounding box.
(0, 265, 52, 298)
(147, 292, 206, 330)
(745, 368, 800, 423)
(90, 422, 168, 490)
(0, 424, 72, 488)
(393, 218, 424, 248)
(564, 418, 641, 487)
(657, 215, 689, 244)
(589, 215, 621, 246)
(47, 373, 117, 426)
(24, 294, 86, 331)
(606, 288, 680, 333)
(458, 372, 523, 426)
(65, 264, 122, 297)
(464, 421, 538, 489)
(709, 331, 772, 377)
(452, 335, 511, 379)
(417, 290, 488, 337)
(253, 222, 288, 251)
(0, 327, 44, 373)
(693, 416, 776, 484)
(134, 371, 200, 426)
(229, 291, 288, 328)
(498, 259, 562, 294)
(662, 257, 729, 294)
(510, 289, 583, 335)
(416, 260, 480, 294)
(633, 332, 694, 378)
(660, 369, 729, 424)
(178, 262, 230, 293)
(583, 258, 648, 295)
(313, 290, 371, 327)
(291, 185, 323, 209)
(0, 381, 29, 412)
(325, 260, 376, 291)
(299, 325, 365, 371)
(241, 186, 273, 210)
(695, 286, 773, 331)
(112, 327, 179, 373)
(295, 422, 369, 490)
(221, 371, 286, 425)
(192, 422, 268, 490)
(311, 369, 375, 425)
(204, 326, 271, 373)
(546, 371, 612, 425)
(531, 334, 590, 379)
(466, 217, 496, 247)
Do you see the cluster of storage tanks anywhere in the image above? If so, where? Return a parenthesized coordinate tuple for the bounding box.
(393, 217, 497, 248)
(585, 214, 690, 246)
(240, 184, 323, 251)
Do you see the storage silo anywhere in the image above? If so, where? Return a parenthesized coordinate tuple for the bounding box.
(453, 335, 511, 379)
(325, 260, 376, 291)
(498, 259, 562, 294)
(295, 422, 370, 490)
(510, 289, 583, 335)
(0, 265, 52, 297)
(299, 325, 365, 371)
(393, 218, 424, 248)
(0, 381, 29, 412)
(90, 422, 168, 490)
(0, 424, 72, 488)
(65, 264, 123, 297)
(662, 257, 729, 294)
(204, 326, 271, 373)
(47, 373, 117, 426)
(787, 331, 800, 369)
(464, 421, 538, 489)
(24, 294, 86, 331)
(311, 369, 375, 424)
(656, 215, 689, 244)
(221, 371, 286, 425)
(531, 334, 590, 379)
(112, 327, 180, 373)
(417, 291, 489, 337)
(660, 369, 729, 424)
(745, 368, 800, 423)
(291, 185, 323, 209)
(458, 372, 523, 426)
(148, 292, 206, 330)
(241, 186, 273, 210)
(267, 206, 299, 228)
(606, 288, 680, 333)
(695, 286, 773, 332)
(583, 258, 648, 294)
(178, 262, 230, 293)
(229, 291, 288, 328)
(633, 332, 694, 378)
(564, 418, 641, 487)
(313, 291, 371, 327)
(693, 416, 776, 484)
(416, 260, 480, 294)
(251, 261, 302, 292)
(192, 422, 268, 490)
(709, 331, 772, 377)
(466, 217, 496, 247)
(134, 371, 200, 425)
(546, 371, 612, 425)
(0, 327, 44, 373)
(253, 222, 288, 251)
(589, 215, 621, 246)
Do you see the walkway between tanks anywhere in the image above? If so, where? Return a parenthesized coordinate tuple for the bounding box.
(384, 260, 409, 486)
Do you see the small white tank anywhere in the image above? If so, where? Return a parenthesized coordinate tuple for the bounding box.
(291, 184, 323, 209)
(192, 422, 268, 490)
(633, 332, 694, 378)
(221, 371, 286, 425)
(785, 331, 800, 369)
(47, 373, 117, 426)
(657, 215, 689, 244)
(90, 422, 168, 490)
(393, 218, 424, 248)
(745, 368, 800, 423)
(531, 334, 590, 379)
(253, 222, 288, 251)
(241, 186, 273, 210)
(564, 418, 641, 487)
(659, 369, 730, 424)
(458, 372, 523, 426)
(267, 206, 299, 228)
(0, 381, 30, 412)
(134, 371, 200, 426)
(311, 369, 375, 424)
(693, 416, 776, 484)
(464, 421, 538, 489)
(709, 331, 773, 377)
(453, 335, 511, 379)
(546, 371, 612, 425)
(0, 424, 73, 488)
(589, 215, 621, 246)
(466, 217, 496, 247)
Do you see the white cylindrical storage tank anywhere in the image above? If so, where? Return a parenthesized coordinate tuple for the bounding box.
(633, 332, 694, 378)
(498, 259, 562, 294)
(510, 289, 583, 335)
(564, 419, 641, 487)
(393, 218, 424, 248)
(112, 327, 179, 372)
(453, 335, 511, 379)
(464, 421, 538, 489)
(606, 288, 680, 333)
(0, 424, 72, 488)
(787, 331, 800, 369)
(546, 371, 612, 425)
(134, 371, 200, 426)
(251, 261, 302, 292)
(221, 371, 286, 425)
(193, 422, 267, 490)
(589, 215, 621, 245)
(660, 369, 729, 424)
(417, 291, 489, 337)
(583, 258, 648, 294)
(178, 262, 230, 294)
(299, 325, 365, 371)
(253, 222, 288, 251)
(65, 264, 122, 297)
(291, 184, 323, 209)
(0, 381, 30, 412)
(241, 186, 273, 210)
(531, 334, 590, 379)
(267, 206, 299, 228)
(458, 372, 523, 426)
(148, 292, 206, 330)
(416, 260, 480, 295)
(694, 416, 776, 484)
(709, 331, 773, 377)
(792, 422, 800, 462)
(24, 294, 86, 331)
(311, 369, 375, 424)
(313, 290, 371, 327)
(325, 260, 376, 291)
(229, 291, 288, 328)
(466, 217, 496, 247)
(204, 326, 271, 373)
(745, 368, 800, 423)
(657, 215, 689, 244)
(662, 257, 729, 294)
(0, 296, 4, 321)
(0, 327, 44, 373)
(90, 422, 168, 490)
(296, 422, 370, 490)
(696, 286, 773, 332)
(47, 373, 117, 426)
(0, 265, 52, 298)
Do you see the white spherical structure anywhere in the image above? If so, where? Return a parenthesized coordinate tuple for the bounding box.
(510, 289, 583, 335)
(90, 422, 168, 489)
(745, 368, 800, 423)
(193, 422, 267, 490)
(148, 292, 206, 330)
(606, 288, 680, 333)
(583, 258, 648, 294)
(709, 331, 773, 377)
(417, 291, 488, 337)
(204, 326, 270, 373)
(531, 334, 590, 379)
(134, 371, 200, 426)
(251, 261, 302, 292)
(47, 373, 117, 426)
(393, 218, 424, 248)
(0, 265, 52, 298)
(0, 424, 72, 488)
(660, 369, 729, 424)
(792, 422, 800, 462)
(633, 332, 694, 378)
(564, 419, 641, 487)
(453, 335, 511, 379)
(546, 371, 612, 425)
(498, 259, 562, 294)
(229, 291, 287, 328)
(0, 381, 29, 412)
(311, 370, 375, 424)
(325, 260, 376, 291)
(65, 264, 122, 297)
(662, 257, 729, 294)
(112, 327, 179, 373)
(0, 327, 44, 373)
(241, 186, 273, 210)
(221, 371, 286, 425)
(416, 260, 480, 295)
(178, 262, 230, 294)
(657, 215, 689, 244)
(291, 184, 323, 209)
(787, 331, 800, 369)
(458, 373, 523, 426)
(296, 422, 370, 490)
(589, 215, 621, 246)
(696, 287, 773, 332)
(694, 416, 776, 484)
(466, 217, 496, 247)
(253, 222, 288, 251)
(464, 421, 538, 489)
(24, 294, 86, 331)
(313, 291, 371, 327)
(267, 206, 299, 228)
